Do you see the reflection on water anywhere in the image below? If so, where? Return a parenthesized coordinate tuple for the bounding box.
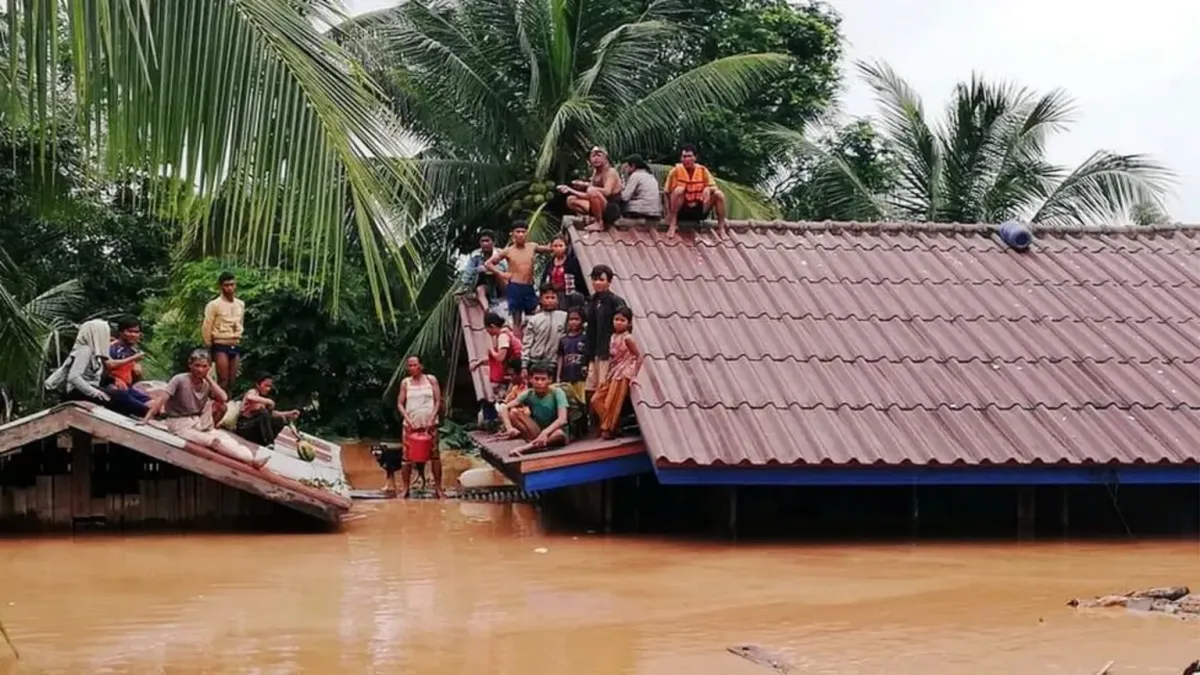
(0, 502, 1198, 674)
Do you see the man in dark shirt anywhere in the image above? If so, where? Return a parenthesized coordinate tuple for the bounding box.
(583, 264, 628, 396)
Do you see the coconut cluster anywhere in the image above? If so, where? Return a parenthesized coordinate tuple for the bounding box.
(510, 180, 556, 215)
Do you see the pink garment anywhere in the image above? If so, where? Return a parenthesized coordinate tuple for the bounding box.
(607, 332, 638, 381)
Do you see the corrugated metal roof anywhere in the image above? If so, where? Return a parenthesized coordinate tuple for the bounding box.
(458, 297, 493, 401)
(567, 219, 1200, 468)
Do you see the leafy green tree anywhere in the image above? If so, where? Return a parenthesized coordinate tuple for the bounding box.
(653, 0, 843, 186)
(773, 118, 897, 221)
(1130, 200, 1172, 226)
(142, 260, 410, 438)
(344, 0, 789, 248)
(772, 62, 1175, 225)
(0, 250, 84, 419)
(3, 1, 426, 312)
(0, 126, 175, 318)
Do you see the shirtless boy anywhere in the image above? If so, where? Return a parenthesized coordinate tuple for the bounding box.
(484, 222, 538, 334)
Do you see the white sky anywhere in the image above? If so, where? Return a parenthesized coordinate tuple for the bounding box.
(346, 0, 1199, 221)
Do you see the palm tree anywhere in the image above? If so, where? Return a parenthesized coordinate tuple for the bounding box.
(340, 0, 789, 355)
(3, 1, 426, 314)
(0, 251, 84, 421)
(770, 61, 1174, 225)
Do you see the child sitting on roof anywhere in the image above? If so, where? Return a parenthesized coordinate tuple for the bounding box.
(234, 373, 300, 447)
(590, 306, 642, 440)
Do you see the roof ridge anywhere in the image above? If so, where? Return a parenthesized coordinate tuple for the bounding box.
(563, 215, 1200, 238)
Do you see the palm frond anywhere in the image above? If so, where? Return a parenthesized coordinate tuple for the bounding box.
(1028, 151, 1175, 226)
(855, 60, 941, 220)
(760, 125, 893, 221)
(8, 0, 426, 316)
(600, 53, 791, 154)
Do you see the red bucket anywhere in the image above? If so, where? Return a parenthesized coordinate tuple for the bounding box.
(406, 430, 434, 463)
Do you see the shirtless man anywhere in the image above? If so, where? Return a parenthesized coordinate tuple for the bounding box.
(484, 222, 538, 335)
(557, 146, 622, 232)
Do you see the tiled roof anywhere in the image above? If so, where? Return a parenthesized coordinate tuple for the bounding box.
(567, 219, 1200, 468)
(457, 298, 493, 401)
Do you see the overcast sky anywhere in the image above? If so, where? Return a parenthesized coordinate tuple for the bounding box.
(346, 0, 1199, 221)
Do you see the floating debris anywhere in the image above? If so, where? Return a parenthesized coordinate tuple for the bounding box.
(1068, 585, 1198, 619)
(726, 645, 792, 673)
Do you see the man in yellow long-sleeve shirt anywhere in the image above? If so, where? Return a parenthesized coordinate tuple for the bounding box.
(202, 271, 246, 392)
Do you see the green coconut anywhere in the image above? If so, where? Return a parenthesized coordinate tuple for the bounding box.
(297, 440, 317, 463)
(531, 193, 546, 205)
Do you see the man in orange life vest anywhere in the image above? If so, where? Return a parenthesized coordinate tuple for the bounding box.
(663, 144, 728, 239)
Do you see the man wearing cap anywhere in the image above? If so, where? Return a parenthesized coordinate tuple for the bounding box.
(557, 146, 623, 232)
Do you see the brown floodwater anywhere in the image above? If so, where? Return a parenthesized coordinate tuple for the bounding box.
(0, 501, 1197, 674)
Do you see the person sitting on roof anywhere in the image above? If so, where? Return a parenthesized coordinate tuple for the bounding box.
(619, 155, 663, 221)
(556, 146, 623, 232)
(497, 364, 571, 456)
(141, 349, 270, 469)
(459, 229, 509, 310)
(521, 284, 568, 379)
(470, 311, 523, 428)
(664, 144, 728, 239)
(235, 373, 300, 447)
(591, 306, 642, 439)
(535, 234, 587, 311)
(105, 316, 152, 415)
(44, 318, 149, 418)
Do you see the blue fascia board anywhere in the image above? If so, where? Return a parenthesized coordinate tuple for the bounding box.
(654, 464, 1200, 487)
(523, 452, 654, 492)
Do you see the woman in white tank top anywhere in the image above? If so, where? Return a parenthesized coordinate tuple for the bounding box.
(396, 355, 443, 497)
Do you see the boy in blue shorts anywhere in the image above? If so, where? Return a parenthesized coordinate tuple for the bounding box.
(484, 221, 538, 338)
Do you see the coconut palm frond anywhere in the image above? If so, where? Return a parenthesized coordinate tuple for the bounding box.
(855, 60, 941, 220)
(760, 125, 893, 221)
(600, 53, 791, 154)
(8, 0, 426, 317)
(1029, 151, 1175, 226)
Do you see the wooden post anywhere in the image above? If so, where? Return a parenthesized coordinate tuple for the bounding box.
(728, 487, 738, 540)
(1017, 487, 1036, 540)
(633, 475, 641, 533)
(1060, 486, 1070, 538)
(910, 485, 920, 538)
(602, 480, 613, 534)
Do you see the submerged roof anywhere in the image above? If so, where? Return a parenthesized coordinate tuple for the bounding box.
(0, 403, 352, 521)
(567, 218, 1200, 468)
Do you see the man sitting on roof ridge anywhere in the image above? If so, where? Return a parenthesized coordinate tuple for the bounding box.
(556, 146, 623, 232)
(664, 144, 728, 239)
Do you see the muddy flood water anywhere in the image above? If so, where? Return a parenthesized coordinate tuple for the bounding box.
(0, 501, 1198, 674)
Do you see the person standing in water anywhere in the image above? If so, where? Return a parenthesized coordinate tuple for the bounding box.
(484, 222, 537, 337)
(396, 355, 443, 498)
(202, 271, 246, 392)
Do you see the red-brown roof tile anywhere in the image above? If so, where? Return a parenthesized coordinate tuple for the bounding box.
(566, 220, 1200, 468)
(457, 298, 493, 401)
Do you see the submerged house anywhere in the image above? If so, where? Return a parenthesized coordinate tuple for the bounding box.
(466, 218, 1200, 533)
(0, 402, 352, 530)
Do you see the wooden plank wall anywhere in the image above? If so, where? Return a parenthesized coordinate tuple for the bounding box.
(0, 432, 306, 532)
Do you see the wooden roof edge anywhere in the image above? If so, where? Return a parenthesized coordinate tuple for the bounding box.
(0, 403, 349, 522)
